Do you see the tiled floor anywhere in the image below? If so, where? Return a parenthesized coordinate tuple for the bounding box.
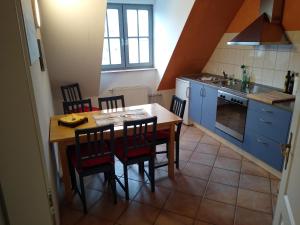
(59, 125, 280, 225)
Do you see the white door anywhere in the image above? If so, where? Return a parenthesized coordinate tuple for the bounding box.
(273, 86, 300, 225)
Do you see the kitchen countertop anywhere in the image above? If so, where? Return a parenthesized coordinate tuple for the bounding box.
(181, 73, 295, 112)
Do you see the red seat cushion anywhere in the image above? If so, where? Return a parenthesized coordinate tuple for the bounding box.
(115, 137, 153, 161)
(68, 144, 113, 171)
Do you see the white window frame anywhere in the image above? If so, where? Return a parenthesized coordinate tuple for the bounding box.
(102, 3, 153, 71)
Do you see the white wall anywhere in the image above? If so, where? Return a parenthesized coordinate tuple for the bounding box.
(0, 0, 54, 224)
(203, 31, 300, 89)
(99, 0, 195, 107)
(40, 0, 107, 113)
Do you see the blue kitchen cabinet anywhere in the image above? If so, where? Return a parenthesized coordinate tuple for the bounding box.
(243, 99, 292, 171)
(189, 81, 217, 131)
(189, 81, 203, 124)
(201, 85, 218, 131)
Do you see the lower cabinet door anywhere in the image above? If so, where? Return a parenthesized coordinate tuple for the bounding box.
(243, 130, 283, 171)
(201, 85, 218, 131)
(189, 81, 203, 124)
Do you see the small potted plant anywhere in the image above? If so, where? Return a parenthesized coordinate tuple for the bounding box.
(241, 64, 250, 86)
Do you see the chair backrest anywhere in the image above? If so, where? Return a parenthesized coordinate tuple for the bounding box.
(98, 95, 125, 110)
(170, 95, 186, 119)
(170, 95, 186, 138)
(75, 124, 115, 169)
(123, 116, 157, 159)
(61, 83, 82, 102)
(63, 99, 92, 114)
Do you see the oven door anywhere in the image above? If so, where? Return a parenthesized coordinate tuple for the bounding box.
(215, 97, 248, 141)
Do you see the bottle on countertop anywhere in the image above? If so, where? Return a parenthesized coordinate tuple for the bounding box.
(284, 70, 291, 93)
(293, 73, 299, 95)
(288, 72, 295, 94)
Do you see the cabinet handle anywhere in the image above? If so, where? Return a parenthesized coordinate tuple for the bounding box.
(261, 108, 273, 113)
(186, 87, 190, 99)
(256, 138, 268, 145)
(259, 118, 272, 124)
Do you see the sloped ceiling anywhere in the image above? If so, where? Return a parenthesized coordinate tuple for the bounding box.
(158, 0, 244, 90)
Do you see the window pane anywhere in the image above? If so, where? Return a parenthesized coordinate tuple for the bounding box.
(107, 9, 120, 37)
(127, 9, 138, 37)
(138, 10, 149, 36)
(139, 38, 149, 63)
(109, 38, 121, 64)
(128, 38, 139, 64)
(102, 39, 110, 65)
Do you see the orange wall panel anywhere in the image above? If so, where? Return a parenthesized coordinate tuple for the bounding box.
(158, 0, 244, 90)
(227, 0, 300, 33)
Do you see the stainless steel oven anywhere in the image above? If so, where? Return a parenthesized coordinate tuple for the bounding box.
(215, 90, 248, 141)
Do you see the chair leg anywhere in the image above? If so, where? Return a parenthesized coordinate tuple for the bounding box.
(66, 150, 77, 190)
(79, 176, 87, 214)
(166, 143, 169, 158)
(138, 162, 144, 174)
(123, 164, 129, 200)
(104, 172, 109, 181)
(149, 158, 155, 192)
(175, 140, 180, 169)
(110, 169, 117, 204)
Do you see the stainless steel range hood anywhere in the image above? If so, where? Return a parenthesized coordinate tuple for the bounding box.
(227, 0, 291, 46)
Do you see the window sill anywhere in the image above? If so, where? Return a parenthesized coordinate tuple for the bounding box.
(101, 67, 157, 74)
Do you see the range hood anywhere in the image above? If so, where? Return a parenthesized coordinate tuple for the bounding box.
(227, 0, 291, 46)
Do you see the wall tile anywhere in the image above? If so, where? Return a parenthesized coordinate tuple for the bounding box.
(262, 69, 275, 86)
(273, 70, 286, 89)
(275, 51, 290, 70)
(263, 51, 277, 69)
(242, 49, 255, 67)
(253, 50, 265, 68)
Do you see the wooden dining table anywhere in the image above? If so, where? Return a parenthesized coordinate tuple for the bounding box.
(49, 103, 182, 201)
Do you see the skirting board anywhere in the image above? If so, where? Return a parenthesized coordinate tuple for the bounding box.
(192, 122, 282, 179)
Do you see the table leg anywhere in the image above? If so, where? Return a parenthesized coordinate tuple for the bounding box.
(168, 123, 175, 178)
(58, 142, 72, 202)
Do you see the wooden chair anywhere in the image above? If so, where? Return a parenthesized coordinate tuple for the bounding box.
(61, 83, 82, 102)
(114, 116, 157, 200)
(98, 95, 125, 110)
(154, 95, 186, 169)
(63, 99, 92, 114)
(66, 124, 117, 213)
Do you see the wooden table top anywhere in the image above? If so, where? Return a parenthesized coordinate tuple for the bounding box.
(49, 103, 182, 143)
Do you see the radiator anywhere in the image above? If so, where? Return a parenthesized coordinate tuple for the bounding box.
(112, 86, 149, 107)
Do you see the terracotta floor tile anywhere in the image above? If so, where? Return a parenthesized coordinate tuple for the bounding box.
(210, 168, 240, 187)
(205, 182, 237, 205)
(269, 173, 280, 180)
(200, 135, 221, 146)
(189, 152, 216, 166)
(76, 215, 114, 225)
(154, 210, 194, 225)
(60, 206, 83, 225)
(182, 162, 212, 180)
(241, 161, 269, 178)
(239, 174, 271, 193)
(179, 150, 193, 162)
(237, 188, 272, 214)
(184, 126, 204, 135)
(117, 202, 160, 225)
(195, 143, 219, 155)
(218, 146, 242, 160)
(214, 157, 241, 172)
(69, 189, 103, 212)
(164, 191, 201, 218)
(156, 173, 207, 197)
(89, 193, 129, 221)
(181, 132, 203, 142)
(114, 178, 144, 200)
(134, 184, 171, 208)
(271, 179, 280, 195)
(180, 140, 199, 151)
(125, 164, 149, 182)
(235, 207, 272, 225)
(196, 199, 235, 225)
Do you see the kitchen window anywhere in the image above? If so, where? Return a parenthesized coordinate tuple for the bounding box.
(102, 4, 153, 71)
